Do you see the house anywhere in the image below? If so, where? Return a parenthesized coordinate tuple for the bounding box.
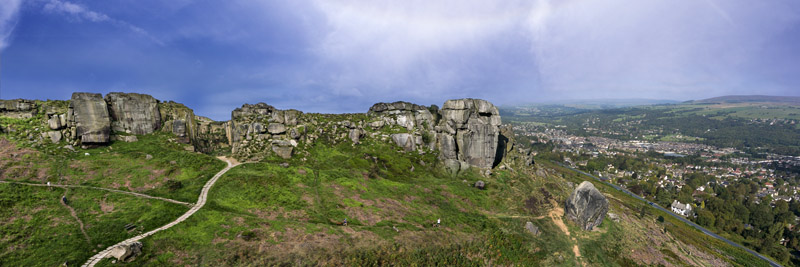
(671, 200, 692, 217)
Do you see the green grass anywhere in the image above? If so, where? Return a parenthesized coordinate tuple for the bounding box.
(2, 132, 226, 203)
(0, 183, 187, 266)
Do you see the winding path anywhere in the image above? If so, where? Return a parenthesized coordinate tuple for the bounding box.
(60, 189, 92, 244)
(81, 157, 238, 267)
(0, 181, 192, 207)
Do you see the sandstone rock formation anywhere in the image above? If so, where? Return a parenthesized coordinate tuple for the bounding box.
(436, 99, 501, 169)
(565, 181, 609, 231)
(2, 93, 527, 172)
(227, 103, 305, 160)
(159, 101, 196, 144)
(0, 99, 36, 119)
(105, 92, 161, 135)
(68, 93, 111, 144)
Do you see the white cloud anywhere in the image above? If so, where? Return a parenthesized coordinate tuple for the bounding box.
(0, 0, 22, 50)
(43, 0, 109, 22)
(524, 0, 800, 99)
(42, 0, 162, 45)
(310, 0, 535, 98)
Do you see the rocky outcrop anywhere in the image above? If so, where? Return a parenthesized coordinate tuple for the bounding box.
(3, 93, 520, 172)
(68, 93, 111, 144)
(105, 92, 161, 135)
(565, 181, 609, 231)
(159, 101, 196, 144)
(436, 99, 502, 169)
(0, 99, 37, 119)
(227, 103, 304, 160)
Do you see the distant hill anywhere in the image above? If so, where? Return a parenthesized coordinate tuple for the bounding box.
(688, 95, 800, 104)
(506, 98, 680, 110)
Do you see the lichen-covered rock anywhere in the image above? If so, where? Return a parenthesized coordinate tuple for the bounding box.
(159, 101, 196, 144)
(349, 128, 364, 144)
(391, 133, 416, 151)
(436, 99, 501, 169)
(368, 101, 435, 131)
(0, 99, 36, 119)
(272, 140, 293, 159)
(43, 131, 62, 143)
(108, 241, 143, 262)
(565, 181, 609, 231)
(68, 93, 111, 144)
(228, 102, 304, 161)
(268, 123, 286, 134)
(47, 115, 63, 130)
(105, 92, 161, 135)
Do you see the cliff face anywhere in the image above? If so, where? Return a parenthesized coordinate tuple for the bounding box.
(1, 92, 524, 170)
(69, 93, 112, 144)
(105, 92, 161, 135)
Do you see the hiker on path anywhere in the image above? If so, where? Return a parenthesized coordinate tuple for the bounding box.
(343, 218, 348, 226)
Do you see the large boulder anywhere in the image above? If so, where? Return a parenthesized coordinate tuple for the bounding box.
(565, 181, 609, 231)
(68, 93, 111, 144)
(272, 140, 293, 159)
(105, 92, 161, 135)
(108, 241, 143, 262)
(436, 99, 501, 169)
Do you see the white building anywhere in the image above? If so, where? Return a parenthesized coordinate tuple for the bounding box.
(671, 200, 692, 217)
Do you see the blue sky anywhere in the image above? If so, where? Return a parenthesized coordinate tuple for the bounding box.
(1, 0, 799, 120)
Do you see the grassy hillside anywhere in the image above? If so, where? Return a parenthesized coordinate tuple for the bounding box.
(1, 109, 772, 266)
(95, 126, 760, 266)
(1, 114, 226, 266)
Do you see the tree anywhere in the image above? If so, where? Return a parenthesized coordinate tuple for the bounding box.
(697, 210, 716, 227)
(751, 204, 774, 230)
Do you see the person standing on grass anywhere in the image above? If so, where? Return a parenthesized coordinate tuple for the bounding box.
(436, 218, 441, 227)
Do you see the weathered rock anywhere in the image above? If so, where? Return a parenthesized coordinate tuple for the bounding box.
(159, 102, 196, 144)
(105, 92, 161, 134)
(63, 145, 76, 152)
(47, 131, 62, 143)
(525, 221, 540, 235)
(443, 159, 470, 175)
(108, 241, 143, 262)
(349, 128, 364, 144)
(391, 133, 415, 151)
(474, 180, 486, 190)
(272, 140, 293, 159)
(565, 181, 609, 231)
(368, 120, 385, 129)
(111, 135, 138, 142)
(436, 99, 502, 169)
(48, 115, 64, 130)
(368, 101, 435, 131)
(268, 123, 286, 134)
(69, 93, 111, 144)
(0, 99, 36, 118)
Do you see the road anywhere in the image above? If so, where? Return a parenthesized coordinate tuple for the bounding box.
(554, 162, 782, 267)
(81, 157, 238, 267)
(0, 180, 192, 206)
